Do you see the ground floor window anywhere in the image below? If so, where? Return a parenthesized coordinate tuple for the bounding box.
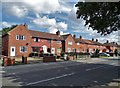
(57, 48, 61, 53)
(67, 48, 71, 53)
(77, 49, 80, 53)
(20, 46, 27, 52)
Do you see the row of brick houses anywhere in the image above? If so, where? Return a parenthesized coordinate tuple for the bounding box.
(2, 24, 119, 57)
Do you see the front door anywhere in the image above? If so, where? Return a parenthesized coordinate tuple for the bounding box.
(51, 48, 55, 54)
(10, 47, 15, 56)
(42, 45, 47, 53)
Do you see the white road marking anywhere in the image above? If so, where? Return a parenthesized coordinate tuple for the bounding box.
(0, 71, 5, 73)
(110, 63, 116, 65)
(26, 72, 75, 86)
(85, 66, 104, 71)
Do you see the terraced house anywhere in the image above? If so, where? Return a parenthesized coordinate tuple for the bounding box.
(2, 24, 119, 57)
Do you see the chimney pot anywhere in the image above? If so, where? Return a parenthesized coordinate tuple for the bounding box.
(96, 39, 98, 42)
(107, 40, 109, 43)
(56, 30, 60, 36)
(73, 34, 76, 38)
(92, 38, 94, 41)
(80, 35, 82, 39)
(23, 23, 28, 29)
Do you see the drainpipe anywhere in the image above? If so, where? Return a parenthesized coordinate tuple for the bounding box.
(50, 39, 52, 53)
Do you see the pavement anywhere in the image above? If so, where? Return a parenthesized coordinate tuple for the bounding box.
(1, 57, 120, 87)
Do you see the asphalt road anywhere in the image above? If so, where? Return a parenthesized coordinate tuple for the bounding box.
(1, 57, 120, 87)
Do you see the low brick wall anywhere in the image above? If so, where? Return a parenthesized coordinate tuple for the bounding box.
(43, 56, 56, 62)
(3, 57, 15, 66)
(68, 56, 76, 60)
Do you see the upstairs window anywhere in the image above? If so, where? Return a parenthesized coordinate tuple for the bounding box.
(34, 38, 40, 42)
(68, 41, 72, 45)
(57, 40, 61, 44)
(16, 35, 26, 40)
(77, 42, 80, 45)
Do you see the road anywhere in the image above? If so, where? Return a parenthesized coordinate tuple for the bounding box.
(1, 57, 120, 87)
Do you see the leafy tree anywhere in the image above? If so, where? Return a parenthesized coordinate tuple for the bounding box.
(95, 48, 100, 54)
(2, 25, 18, 35)
(61, 50, 65, 57)
(75, 2, 120, 35)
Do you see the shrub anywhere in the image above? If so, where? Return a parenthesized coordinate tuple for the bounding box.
(61, 51, 65, 57)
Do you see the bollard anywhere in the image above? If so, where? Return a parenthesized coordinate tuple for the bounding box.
(11, 59, 15, 65)
(22, 56, 27, 64)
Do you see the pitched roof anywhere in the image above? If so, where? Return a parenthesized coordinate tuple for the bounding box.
(83, 39, 94, 45)
(61, 34, 71, 40)
(29, 30, 63, 41)
(91, 40, 103, 45)
(73, 37, 102, 45)
(73, 38, 85, 44)
(103, 42, 118, 47)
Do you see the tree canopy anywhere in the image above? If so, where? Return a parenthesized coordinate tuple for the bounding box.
(75, 2, 120, 35)
(2, 25, 18, 35)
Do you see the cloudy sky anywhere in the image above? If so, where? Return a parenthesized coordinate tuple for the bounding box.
(0, 0, 119, 44)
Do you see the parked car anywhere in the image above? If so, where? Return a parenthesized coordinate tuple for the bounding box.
(99, 52, 110, 57)
(91, 53, 99, 58)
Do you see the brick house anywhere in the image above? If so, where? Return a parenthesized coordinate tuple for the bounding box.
(73, 35, 87, 53)
(73, 35, 105, 53)
(2, 24, 32, 57)
(103, 40, 118, 53)
(29, 30, 63, 56)
(2, 24, 120, 57)
(62, 34, 76, 53)
(2, 25, 63, 57)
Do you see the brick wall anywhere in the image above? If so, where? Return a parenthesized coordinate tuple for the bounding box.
(65, 35, 76, 53)
(7, 25, 31, 57)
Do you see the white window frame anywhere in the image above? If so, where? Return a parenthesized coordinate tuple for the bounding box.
(57, 48, 61, 52)
(16, 35, 19, 40)
(77, 42, 80, 45)
(34, 38, 36, 42)
(68, 41, 72, 45)
(38, 38, 40, 42)
(57, 40, 61, 44)
(67, 48, 71, 52)
(20, 46, 27, 52)
(23, 36, 26, 40)
(16, 35, 26, 40)
(34, 38, 40, 42)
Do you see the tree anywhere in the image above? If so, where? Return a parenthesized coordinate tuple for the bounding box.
(2, 25, 18, 35)
(75, 2, 120, 35)
(95, 48, 100, 54)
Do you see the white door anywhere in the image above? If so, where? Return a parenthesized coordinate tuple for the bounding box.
(42, 45, 47, 53)
(51, 48, 55, 54)
(10, 47, 15, 56)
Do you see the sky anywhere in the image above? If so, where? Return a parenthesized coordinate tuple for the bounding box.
(0, 0, 119, 44)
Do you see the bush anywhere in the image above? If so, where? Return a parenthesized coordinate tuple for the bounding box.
(61, 51, 65, 57)
(91, 49, 100, 58)
(91, 53, 99, 58)
(29, 52, 39, 57)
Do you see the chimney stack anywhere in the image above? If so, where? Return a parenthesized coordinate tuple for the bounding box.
(92, 38, 94, 41)
(96, 39, 98, 42)
(80, 35, 82, 39)
(73, 34, 76, 38)
(24, 23, 28, 29)
(56, 30, 60, 36)
(106, 40, 109, 43)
